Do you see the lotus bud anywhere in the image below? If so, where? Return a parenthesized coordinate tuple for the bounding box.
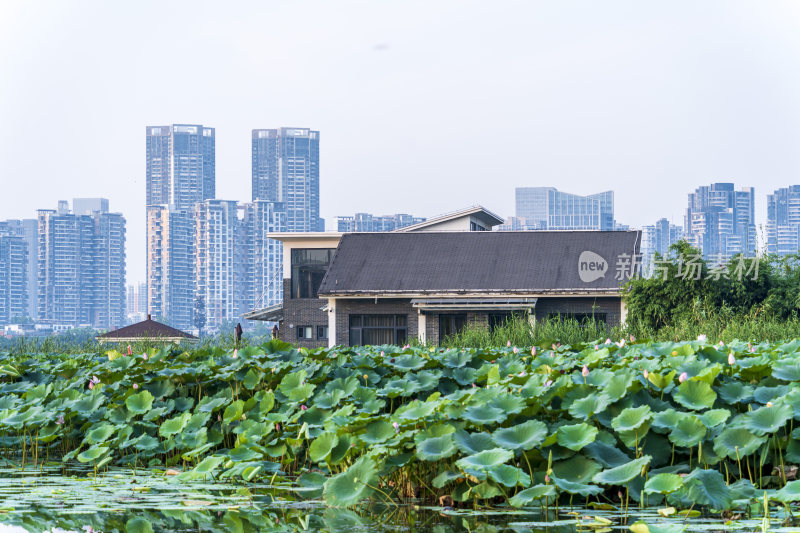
(544, 380, 553, 387)
(544, 474, 550, 483)
(393, 422, 400, 433)
(531, 346, 536, 356)
(518, 371, 526, 377)
(719, 341, 724, 346)
(728, 352, 736, 365)
(605, 338, 612, 344)
(581, 365, 589, 377)
(232, 349, 238, 359)
(142, 353, 148, 360)
(127, 345, 132, 356)
(748, 342, 752, 351)
(679, 372, 688, 383)
(88, 382, 94, 390)
(594, 344, 599, 350)
(618, 338, 626, 347)
(133, 383, 139, 390)
(697, 334, 707, 343)
(750, 346, 756, 353)
(507, 340, 511, 347)
(643, 369, 648, 379)
(767, 402, 773, 407)
(512, 346, 519, 354)
(380, 351, 385, 357)
(241, 413, 246, 420)
(630, 334, 635, 342)
(363, 374, 369, 381)
(218, 414, 222, 422)
(56, 415, 64, 425)
(472, 383, 477, 388)
(275, 423, 280, 431)
(301, 404, 308, 410)
(551, 344, 557, 351)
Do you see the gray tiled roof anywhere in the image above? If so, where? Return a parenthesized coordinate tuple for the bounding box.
(97, 318, 197, 340)
(318, 231, 641, 295)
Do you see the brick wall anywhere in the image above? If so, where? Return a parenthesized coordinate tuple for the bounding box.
(279, 279, 329, 349)
(534, 297, 622, 326)
(334, 299, 418, 346)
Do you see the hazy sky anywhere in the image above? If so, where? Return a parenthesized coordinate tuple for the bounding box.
(3, 1, 800, 285)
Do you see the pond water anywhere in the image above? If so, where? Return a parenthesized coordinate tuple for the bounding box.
(0, 465, 792, 532)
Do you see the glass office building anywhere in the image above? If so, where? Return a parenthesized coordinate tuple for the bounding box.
(684, 183, 756, 263)
(514, 187, 616, 230)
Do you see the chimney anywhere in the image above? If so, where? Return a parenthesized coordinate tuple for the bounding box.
(147, 314, 151, 321)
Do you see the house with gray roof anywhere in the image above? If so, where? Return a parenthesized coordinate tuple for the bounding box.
(316, 230, 641, 346)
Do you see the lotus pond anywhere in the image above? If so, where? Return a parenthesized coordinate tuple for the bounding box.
(5, 338, 800, 532)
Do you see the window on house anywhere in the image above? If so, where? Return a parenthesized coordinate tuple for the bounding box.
(349, 314, 408, 346)
(317, 325, 328, 339)
(290, 248, 334, 299)
(438, 314, 466, 341)
(296, 325, 313, 339)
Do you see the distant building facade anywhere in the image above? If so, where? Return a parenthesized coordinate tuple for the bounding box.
(0, 219, 37, 321)
(0, 223, 29, 324)
(684, 183, 756, 263)
(146, 124, 215, 330)
(336, 213, 426, 232)
(252, 128, 323, 232)
(512, 187, 616, 230)
(241, 200, 286, 316)
(127, 282, 147, 321)
(641, 218, 683, 273)
(767, 185, 800, 256)
(37, 200, 126, 329)
(195, 200, 240, 330)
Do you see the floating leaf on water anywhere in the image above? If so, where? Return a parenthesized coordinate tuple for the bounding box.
(323, 456, 379, 507)
(629, 521, 686, 533)
(509, 484, 556, 507)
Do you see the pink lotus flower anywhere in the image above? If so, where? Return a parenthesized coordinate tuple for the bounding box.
(91, 376, 100, 384)
(472, 383, 477, 388)
(88, 382, 94, 390)
(594, 344, 599, 350)
(643, 370, 649, 379)
(56, 415, 64, 425)
(142, 353, 148, 360)
(617, 339, 626, 347)
(630, 334, 636, 342)
(507, 340, 511, 347)
(275, 423, 280, 431)
(512, 346, 519, 354)
(127, 345, 132, 356)
(697, 334, 707, 343)
(133, 383, 139, 390)
(719, 341, 724, 346)
(581, 365, 589, 377)
(403, 344, 410, 349)
(300, 404, 308, 410)
(679, 372, 688, 383)
(728, 352, 736, 365)
(551, 344, 557, 351)
(605, 338, 612, 344)
(750, 346, 756, 353)
(531, 346, 536, 356)
(232, 349, 238, 359)
(518, 371, 526, 377)
(544, 379, 553, 387)
(393, 422, 400, 433)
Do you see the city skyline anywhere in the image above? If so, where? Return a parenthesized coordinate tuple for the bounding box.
(6, 2, 800, 284)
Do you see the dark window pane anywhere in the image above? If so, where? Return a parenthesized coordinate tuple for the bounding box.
(363, 328, 394, 345)
(290, 248, 334, 299)
(395, 315, 407, 326)
(439, 314, 467, 340)
(364, 315, 394, 327)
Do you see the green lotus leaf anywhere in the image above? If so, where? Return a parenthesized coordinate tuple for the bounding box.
(774, 480, 800, 503)
(360, 420, 395, 444)
(159, 412, 191, 438)
(612, 405, 652, 432)
(551, 455, 602, 483)
(509, 484, 557, 507)
(323, 456, 378, 507)
(227, 446, 262, 462)
(278, 369, 315, 402)
(329, 434, 352, 465)
(462, 404, 508, 425)
(77, 444, 109, 463)
(647, 371, 676, 390)
(629, 521, 687, 533)
(197, 396, 229, 413)
(700, 408, 730, 428)
(644, 473, 683, 494)
(309, 433, 339, 463)
(455, 448, 514, 470)
(489, 393, 526, 415)
(417, 434, 457, 461)
(583, 441, 633, 468)
(454, 430, 496, 455)
(754, 385, 791, 405)
(396, 400, 437, 420)
(451, 367, 477, 386)
(85, 423, 116, 444)
(550, 474, 603, 496)
(569, 394, 611, 419)
(744, 403, 793, 436)
(193, 455, 225, 474)
(773, 359, 800, 381)
(387, 354, 427, 371)
(651, 409, 683, 432)
(470, 480, 503, 499)
(242, 369, 263, 390)
(492, 419, 548, 451)
(487, 464, 531, 487)
(414, 422, 456, 444)
(442, 351, 472, 368)
(125, 390, 154, 415)
(133, 435, 159, 452)
(126, 517, 155, 533)
(557, 423, 598, 452)
(713, 427, 764, 460)
(295, 471, 327, 499)
(592, 455, 651, 485)
(683, 468, 732, 509)
(605, 372, 636, 401)
(432, 470, 462, 488)
(223, 400, 244, 425)
(668, 415, 706, 448)
(717, 382, 753, 404)
(673, 380, 716, 411)
(314, 389, 346, 409)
